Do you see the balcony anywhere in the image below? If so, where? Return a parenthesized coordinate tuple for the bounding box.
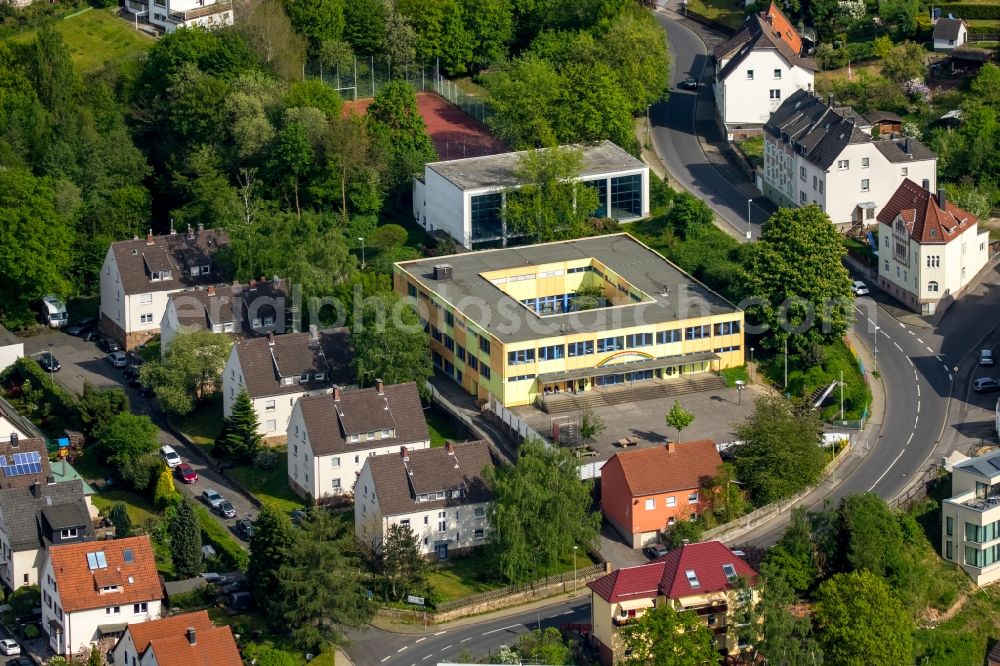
(168, 0, 230, 22)
(962, 495, 1000, 511)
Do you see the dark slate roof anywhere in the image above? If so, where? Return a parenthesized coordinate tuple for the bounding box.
(110, 228, 229, 296)
(763, 90, 871, 169)
(0, 480, 93, 551)
(233, 329, 354, 399)
(167, 279, 288, 337)
(368, 441, 496, 516)
(877, 178, 978, 245)
(299, 382, 429, 457)
(714, 3, 816, 81)
(873, 136, 937, 163)
(0, 395, 43, 440)
(933, 17, 965, 41)
(0, 437, 51, 490)
(863, 110, 903, 124)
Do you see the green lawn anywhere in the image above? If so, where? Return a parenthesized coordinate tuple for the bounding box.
(229, 447, 306, 513)
(735, 135, 763, 169)
(174, 394, 223, 448)
(425, 407, 467, 448)
(90, 489, 160, 527)
(7, 8, 156, 73)
(684, 0, 746, 30)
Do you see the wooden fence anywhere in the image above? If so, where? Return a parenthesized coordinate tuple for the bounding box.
(436, 563, 607, 613)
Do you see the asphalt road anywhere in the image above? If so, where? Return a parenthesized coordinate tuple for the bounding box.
(345, 595, 590, 666)
(650, 10, 772, 238)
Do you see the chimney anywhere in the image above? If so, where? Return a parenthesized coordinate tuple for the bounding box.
(667, 441, 677, 454)
(197, 223, 204, 234)
(267, 331, 275, 346)
(401, 446, 409, 462)
(827, 93, 834, 108)
(31, 480, 40, 498)
(333, 386, 341, 401)
(9, 433, 17, 448)
(169, 219, 176, 235)
(904, 136, 912, 157)
(937, 188, 947, 210)
(376, 379, 384, 395)
(446, 441, 454, 455)
(765, 12, 773, 24)
(146, 229, 154, 245)
(186, 628, 196, 645)
(187, 224, 194, 240)
(207, 286, 215, 297)
(46, 475, 55, 485)
(922, 179, 931, 191)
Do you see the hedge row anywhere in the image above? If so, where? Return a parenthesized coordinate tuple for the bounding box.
(2, 357, 78, 416)
(817, 40, 878, 70)
(940, 4, 1000, 20)
(194, 505, 249, 571)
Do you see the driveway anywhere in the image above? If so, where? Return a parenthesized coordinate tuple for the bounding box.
(20, 331, 258, 546)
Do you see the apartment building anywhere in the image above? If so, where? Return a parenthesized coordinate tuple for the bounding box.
(940, 451, 1000, 585)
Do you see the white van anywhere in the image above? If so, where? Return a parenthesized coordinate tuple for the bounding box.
(160, 445, 181, 468)
(41, 295, 68, 328)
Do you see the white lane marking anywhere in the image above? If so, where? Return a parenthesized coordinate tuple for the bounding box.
(422, 655, 432, 661)
(916, 384, 920, 398)
(916, 401, 920, 413)
(441, 645, 453, 652)
(381, 658, 390, 663)
(434, 631, 447, 636)
(907, 432, 914, 445)
(415, 638, 426, 644)
(899, 321, 906, 328)
(927, 346, 933, 353)
(894, 341, 903, 352)
(483, 624, 521, 636)
(908, 330, 915, 336)
(561, 611, 573, 616)
(397, 647, 408, 653)
(907, 357, 914, 367)
(917, 337, 924, 344)
(949, 374, 954, 381)
(460, 638, 473, 643)
(869, 448, 907, 491)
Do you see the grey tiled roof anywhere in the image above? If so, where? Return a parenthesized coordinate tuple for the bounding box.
(110, 228, 229, 296)
(367, 441, 495, 516)
(167, 279, 289, 337)
(933, 17, 964, 41)
(873, 137, 937, 164)
(763, 90, 870, 169)
(234, 328, 354, 399)
(0, 480, 93, 551)
(299, 382, 430, 457)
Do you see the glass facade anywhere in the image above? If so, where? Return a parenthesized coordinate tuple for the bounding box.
(610, 174, 643, 219)
(583, 179, 608, 217)
(470, 193, 503, 241)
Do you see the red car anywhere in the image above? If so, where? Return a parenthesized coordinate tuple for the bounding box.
(175, 463, 198, 484)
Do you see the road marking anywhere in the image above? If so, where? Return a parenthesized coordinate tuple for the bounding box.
(441, 645, 453, 652)
(460, 638, 473, 643)
(561, 611, 573, 615)
(894, 341, 903, 352)
(907, 432, 914, 445)
(869, 448, 907, 491)
(899, 321, 906, 328)
(949, 373, 954, 381)
(917, 337, 924, 344)
(434, 631, 447, 636)
(916, 401, 920, 413)
(483, 624, 521, 636)
(907, 357, 914, 367)
(381, 658, 390, 663)
(422, 656, 432, 661)
(397, 647, 408, 653)
(909, 330, 915, 336)
(917, 384, 921, 398)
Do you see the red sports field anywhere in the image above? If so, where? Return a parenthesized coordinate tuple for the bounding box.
(342, 91, 507, 160)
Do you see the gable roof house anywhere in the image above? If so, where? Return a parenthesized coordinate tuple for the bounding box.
(222, 327, 354, 443)
(111, 610, 242, 666)
(99, 225, 230, 350)
(159, 276, 294, 350)
(587, 541, 758, 665)
(600, 440, 723, 548)
(877, 179, 990, 315)
(712, 1, 816, 135)
(761, 89, 937, 225)
(355, 440, 496, 560)
(933, 17, 968, 51)
(41, 535, 164, 658)
(287, 380, 430, 501)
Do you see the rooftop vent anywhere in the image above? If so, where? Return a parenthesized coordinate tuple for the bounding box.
(433, 264, 453, 281)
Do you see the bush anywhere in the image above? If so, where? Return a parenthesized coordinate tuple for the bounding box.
(153, 469, 182, 510)
(241, 645, 297, 666)
(23, 625, 38, 639)
(194, 505, 249, 571)
(940, 3, 1000, 19)
(253, 449, 278, 470)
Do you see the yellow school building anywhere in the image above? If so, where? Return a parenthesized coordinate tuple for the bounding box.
(393, 234, 744, 408)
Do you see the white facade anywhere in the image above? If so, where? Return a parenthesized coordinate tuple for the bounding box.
(878, 211, 989, 315)
(934, 22, 968, 51)
(99, 248, 176, 347)
(0, 544, 41, 590)
(286, 403, 430, 500)
(714, 50, 814, 128)
(942, 453, 1000, 586)
(40, 558, 162, 657)
(124, 0, 233, 33)
(0, 338, 23, 375)
(354, 464, 490, 558)
(762, 138, 937, 225)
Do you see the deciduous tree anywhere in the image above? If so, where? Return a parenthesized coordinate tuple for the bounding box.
(836, 492, 904, 580)
(97, 413, 162, 491)
(366, 80, 437, 193)
(141, 330, 232, 416)
(664, 400, 694, 443)
(77, 384, 130, 440)
(814, 570, 912, 664)
(284, 0, 345, 47)
(881, 41, 926, 84)
(351, 286, 432, 394)
(618, 602, 719, 665)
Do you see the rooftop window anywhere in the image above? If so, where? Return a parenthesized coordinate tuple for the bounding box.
(685, 570, 700, 589)
(722, 563, 737, 582)
(87, 551, 108, 570)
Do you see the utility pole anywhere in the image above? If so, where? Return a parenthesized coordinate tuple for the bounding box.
(840, 370, 844, 421)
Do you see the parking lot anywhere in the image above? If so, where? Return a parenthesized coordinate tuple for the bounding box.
(20, 330, 259, 545)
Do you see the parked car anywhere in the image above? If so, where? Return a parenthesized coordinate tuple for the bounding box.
(36, 353, 61, 373)
(66, 317, 96, 337)
(227, 590, 252, 611)
(123, 366, 140, 380)
(5, 657, 32, 666)
(643, 543, 669, 559)
(981, 350, 994, 366)
(216, 500, 237, 519)
(160, 445, 181, 468)
(678, 76, 699, 90)
(107, 351, 128, 368)
(96, 337, 121, 354)
(201, 488, 224, 509)
(0, 640, 19, 656)
(175, 463, 198, 484)
(851, 280, 870, 296)
(220, 578, 249, 595)
(974, 377, 1000, 393)
(236, 518, 254, 540)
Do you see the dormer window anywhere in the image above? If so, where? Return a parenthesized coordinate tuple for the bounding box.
(300, 374, 309, 383)
(99, 585, 120, 593)
(367, 432, 376, 441)
(314, 372, 325, 382)
(60, 528, 78, 539)
(381, 428, 393, 438)
(348, 434, 359, 443)
(281, 377, 296, 386)
(190, 266, 201, 276)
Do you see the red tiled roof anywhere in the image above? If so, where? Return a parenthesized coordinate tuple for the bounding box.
(607, 441, 722, 497)
(877, 179, 977, 245)
(766, 1, 802, 55)
(49, 536, 163, 613)
(588, 542, 757, 602)
(128, 611, 241, 666)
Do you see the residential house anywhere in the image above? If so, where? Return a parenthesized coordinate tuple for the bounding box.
(222, 327, 354, 443)
(877, 179, 990, 315)
(601, 441, 723, 548)
(41, 536, 164, 658)
(112, 610, 241, 666)
(0, 394, 42, 444)
(160, 277, 293, 350)
(863, 110, 903, 138)
(0, 477, 96, 591)
(99, 226, 229, 349)
(712, 1, 816, 136)
(933, 17, 968, 51)
(588, 541, 758, 665)
(761, 90, 937, 225)
(355, 440, 496, 559)
(938, 449, 1000, 585)
(287, 380, 430, 501)
(413, 141, 649, 250)
(0, 324, 22, 374)
(124, 0, 234, 34)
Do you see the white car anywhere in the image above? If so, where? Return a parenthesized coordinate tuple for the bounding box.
(851, 280, 869, 297)
(981, 349, 994, 366)
(0, 639, 20, 655)
(160, 445, 181, 468)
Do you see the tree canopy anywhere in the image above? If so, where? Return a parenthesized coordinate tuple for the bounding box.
(141, 330, 232, 416)
(618, 602, 719, 665)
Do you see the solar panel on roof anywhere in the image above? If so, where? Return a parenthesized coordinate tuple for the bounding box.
(0, 455, 7, 467)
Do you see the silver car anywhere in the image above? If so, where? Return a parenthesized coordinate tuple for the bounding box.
(107, 351, 128, 368)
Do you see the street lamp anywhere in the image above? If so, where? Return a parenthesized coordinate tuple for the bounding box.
(573, 545, 578, 594)
(646, 105, 651, 136)
(873, 325, 880, 372)
(746, 199, 753, 240)
(734, 380, 746, 406)
(749, 347, 755, 381)
(47, 343, 54, 381)
(358, 237, 366, 270)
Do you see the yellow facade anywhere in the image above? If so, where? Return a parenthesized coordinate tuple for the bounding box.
(393, 237, 745, 408)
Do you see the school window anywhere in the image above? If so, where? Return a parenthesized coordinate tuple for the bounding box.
(657, 329, 681, 344)
(456, 345, 465, 361)
(597, 336, 624, 353)
(407, 283, 417, 297)
(861, 179, 870, 192)
(568, 341, 594, 357)
(444, 311, 454, 326)
(508, 349, 534, 365)
(626, 333, 653, 348)
(480, 364, 491, 379)
(685, 325, 710, 340)
(430, 326, 442, 342)
(479, 337, 491, 354)
(509, 374, 535, 382)
(714, 321, 740, 336)
(538, 344, 565, 361)
(467, 355, 478, 370)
